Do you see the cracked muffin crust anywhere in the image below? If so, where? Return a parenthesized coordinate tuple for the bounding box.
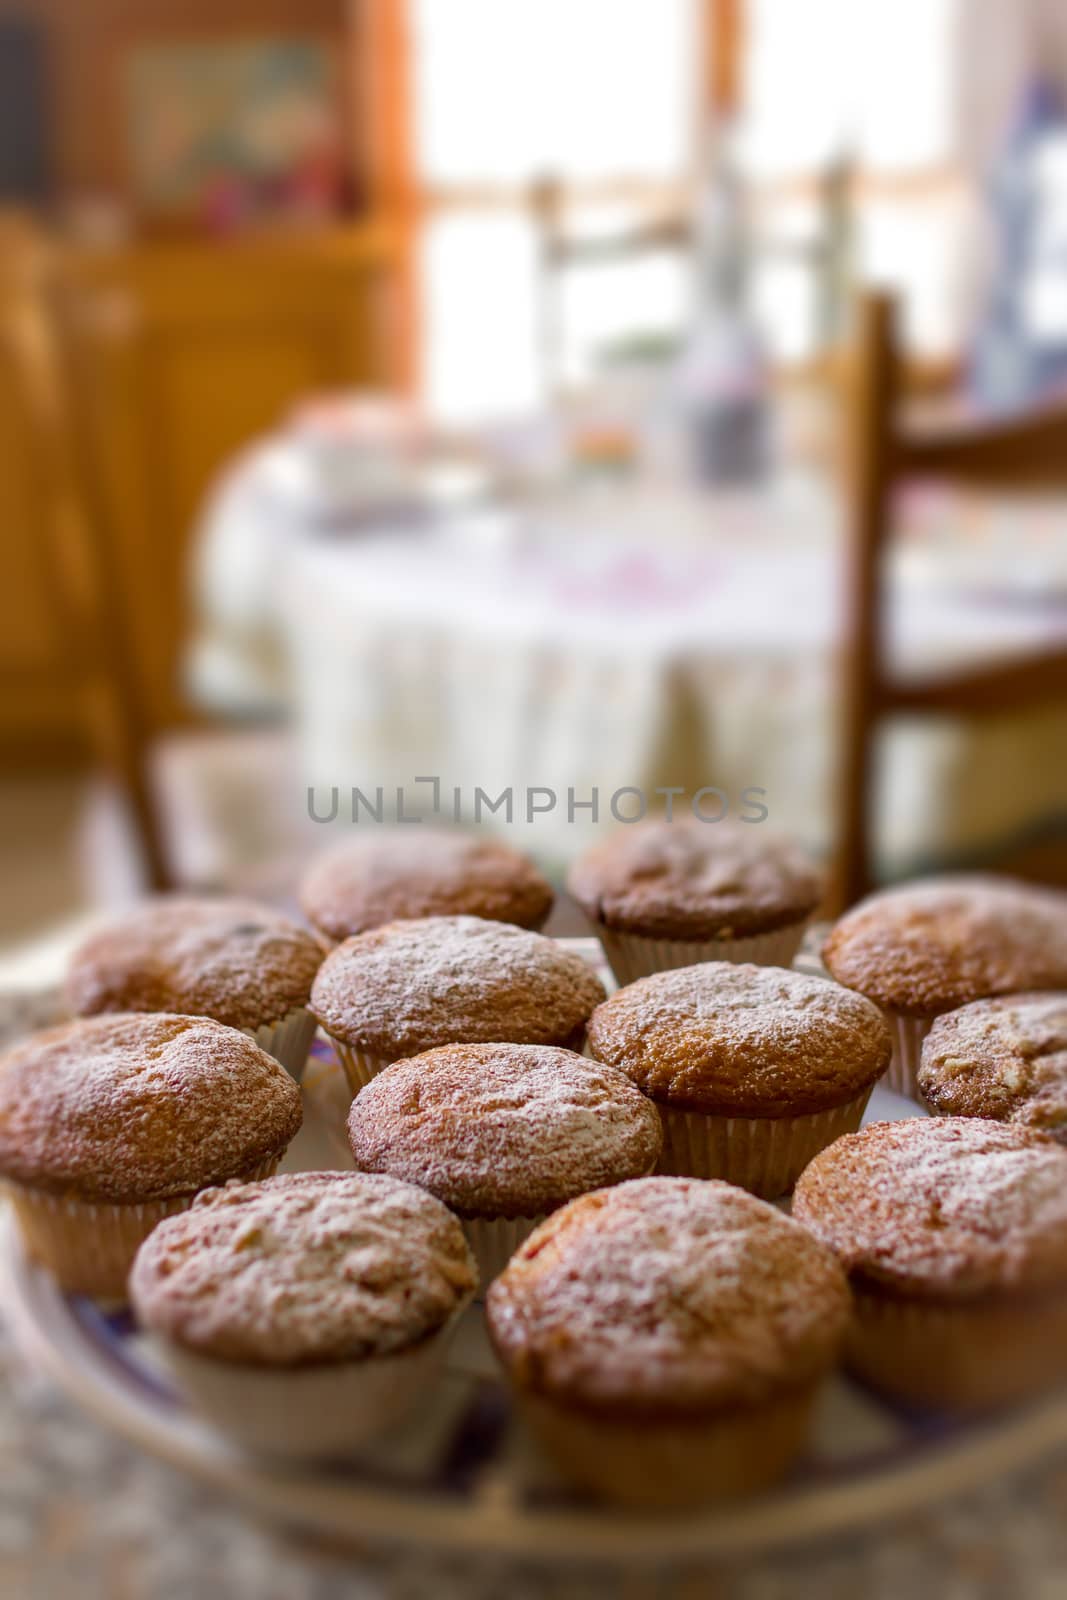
(567, 819, 821, 941)
(311, 916, 606, 1058)
(919, 993, 1067, 1138)
(586, 961, 890, 1116)
(487, 1176, 850, 1416)
(299, 829, 553, 942)
(793, 1116, 1067, 1302)
(64, 896, 325, 1032)
(0, 1013, 303, 1203)
(823, 877, 1067, 1019)
(346, 1043, 662, 1219)
(130, 1171, 477, 1366)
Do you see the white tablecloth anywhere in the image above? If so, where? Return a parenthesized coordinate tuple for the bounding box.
(188, 443, 1067, 871)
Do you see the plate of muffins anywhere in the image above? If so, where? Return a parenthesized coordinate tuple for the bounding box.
(4, 821, 1067, 1564)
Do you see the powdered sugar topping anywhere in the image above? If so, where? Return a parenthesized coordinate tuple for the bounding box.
(347, 1043, 662, 1217)
(64, 895, 324, 1032)
(487, 1177, 849, 1413)
(824, 876, 1067, 1017)
(794, 1116, 1067, 1298)
(587, 961, 890, 1115)
(130, 1171, 477, 1365)
(0, 1013, 302, 1202)
(920, 992, 1067, 1135)
(311, 916, 606, 1056)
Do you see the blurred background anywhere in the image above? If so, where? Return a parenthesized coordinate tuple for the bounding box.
(1, 0, 1067, 976)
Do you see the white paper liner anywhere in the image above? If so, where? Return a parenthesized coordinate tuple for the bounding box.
(330, 1039, 395, 1096)
(848, 1282, 1067, 1412)
(156, 1302, 471, 1460)
(655, 1085, 874, 1199)
(248, 1006, 318, 1082)
(596, 920, 810, 987)
(880, 1012, 934, 1100)
(515, 1380, 820, 1507)
(4, 1154, 282, 1300)
(462, 1214, 545, 1289)
(333, 1032, 590, 1094)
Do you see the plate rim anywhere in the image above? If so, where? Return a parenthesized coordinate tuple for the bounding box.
(6, 1207, 1067, 1566)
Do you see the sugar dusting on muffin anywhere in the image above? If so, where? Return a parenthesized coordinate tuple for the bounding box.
(823, 877, 1067, 1018)
(130, 1171, 477, 1366)
(64, 896, 325, 1032)
(794, 1117, 1067, 1299)
(300, 829, 553, 940)
(919, 993, 1067, 1136)
(488, 1176, 850, 1415)
(0, 1013, 302, 1202)
(311, 915, 606, 1056)
(567, 818, 821, 940)
(587, 961, 890, 1117)
(347, 1043, 662, 1218)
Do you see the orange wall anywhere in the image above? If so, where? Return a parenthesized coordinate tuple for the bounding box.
(0, 0, 352, 201)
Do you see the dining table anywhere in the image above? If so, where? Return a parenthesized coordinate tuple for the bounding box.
(187, 431, 1067, 874)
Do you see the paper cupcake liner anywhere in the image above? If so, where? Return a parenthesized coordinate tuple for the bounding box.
(462, 1214, 546, 1289)
(247, 1006, 318, 1082)
(655, 1085, 874, 1199)
(331, 1039, 395, 1096)
(333, 1027, 592, 1096)
(4, 1155, 282, 1301)
(596, 920, 810, 988)
(515, 1381, 819, 1507)
(848, 1281, 1067, 1412)
(157, 1302, 471, 1460)
(879, 1012, 934, 1100)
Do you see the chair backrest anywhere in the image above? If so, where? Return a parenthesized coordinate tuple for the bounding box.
(833, 290, 1067, 912)
(0, 214, 169, 887)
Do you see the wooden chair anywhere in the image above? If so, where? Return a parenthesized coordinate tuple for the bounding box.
(0, 218, 170, 889)
(833, 291, 1067, 913)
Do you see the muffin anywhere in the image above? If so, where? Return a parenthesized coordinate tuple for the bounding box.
(347, 1043, 662, 1282)
(300, 828, 553, 942)
(0, 1014, 302, 1297)
(793, 1117, 1067, 1411)
(918, 993, 1067, 1139)
(311, 916, 606, 1094)
(586, 962, 889, 1197)
(823, 876, 1067, 1098)
(487, 1176, 850, 1506)
(567, 818, 821, 983)
(64, 895, 325, 1079)
(130, 1171, 477, 1459)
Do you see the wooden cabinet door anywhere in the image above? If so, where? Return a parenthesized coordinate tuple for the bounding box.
(0, 310, 86, 762)
(60, 226, 401, 732)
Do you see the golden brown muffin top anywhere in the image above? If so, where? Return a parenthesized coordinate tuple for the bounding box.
(64, 896, 325, 1033)
(130, 1172, 476, 1367)
(793, 1117, 1067, 1302)
(299, 829, 553, 942)
(823, 877, 1067, 1019)
(566, 818, 821, 940)
(347, 1043, 662, 1219)
(311, 916, 606, 1057)
(919, 993, 1067, 1139)
(586, 962, 890, 1116)
(0, 1014, 302, 1203)
(487, 1177, 850, 1417)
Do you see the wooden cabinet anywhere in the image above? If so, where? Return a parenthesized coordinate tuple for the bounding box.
(0, 283, 87, 763)
(0, 223, 402, 758)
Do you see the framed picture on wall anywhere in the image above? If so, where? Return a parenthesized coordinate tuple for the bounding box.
(123, 34, 349, 234)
